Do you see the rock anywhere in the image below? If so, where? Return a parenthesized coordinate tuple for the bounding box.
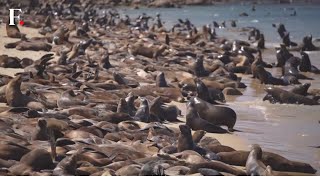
(148, 0, 175, 8)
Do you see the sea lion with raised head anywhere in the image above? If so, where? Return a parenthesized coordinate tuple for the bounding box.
(186, 99, 229, 134)
(245, 144, 268, 176)
(189, 97, 237, 131)
(134, 97, 150, 122)
(5, 75, 45, 110)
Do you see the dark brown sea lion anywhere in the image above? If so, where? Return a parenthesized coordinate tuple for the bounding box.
(9, 148, 54, 175)
(246, 144, 268, 176)
(5, 75, 45, 109)
(0, 141, 30, 160)
(253, 65, 285, 85)
(192, 55, 209, 77)
(217, 150, 317, 174)
(186, 99, 229, 134)
(156, 72, 169, 87)
(194, 78, 225, 104)
(31, 119, 49, 141)
(177, 125, 195, 152)
(0, 55, 22, 68)
(289, 83, 311, 96)
(16, 41, 52, 51)
(6, 23, 24, 38)
(139, 161, 165, 176)
(263, 87, 318, 105)
(189, 97, 237, 131)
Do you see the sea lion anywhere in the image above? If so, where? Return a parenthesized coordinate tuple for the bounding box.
(217, 150, 317, 174)
(187, 160, 247, 175)
(6, 23, 24, 38)
(99, 51, 112, 69)
(57, 90, 88, 109)
(289, 83, 311, 96)
(186, 99, 229, 134)
(192, 55, 209, 77)
(177, 125, 195, 153)
(139, 161, 165, 176)
(156, 72, 169, 87)
(189, 97, 237, 131)
(134, 97, 150, 122)
(257, 34, 265, 49)
(245, 144, 268, 176)
(253, 65, 285, 85)
(194, 78, 225, 104)
(283, 56, 312, 80)
(299, 51, 320, 73)
(275, 44, 293, 67)
(5, 75, 45, 109)
(263, 86, 318, 105)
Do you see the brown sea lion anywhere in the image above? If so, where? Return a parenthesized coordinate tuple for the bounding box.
(6, 23, 24, 38)
(217, 150, 317, 174)
(186, 99, 229, 134)
(263, 86, 318, 105)
(289, 83, 311, 96)
(177, 125, 195, 152)
(246, 144, 268, 176)
(16, 41, 52, 51)
(57, 90, 88, 109)
(129, 43, 167, 60)
(189, 97, 237, 131)
(5, 75, 45, 110)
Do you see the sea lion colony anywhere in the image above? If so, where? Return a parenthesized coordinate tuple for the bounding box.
(0, 0, 319, 176)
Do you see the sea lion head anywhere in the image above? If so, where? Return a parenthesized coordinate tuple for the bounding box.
(250, 144, 263, 160)
(179, 124, 192, 137)
(156, 72, 168, 87)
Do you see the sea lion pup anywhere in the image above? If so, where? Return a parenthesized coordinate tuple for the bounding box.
(31, 119, 49, 141)
(156, 72, 169, 87)
(289, 83, 311, 96)
(134, 97, 150, 122)
(6, 22, 24, 38)
(263, 86, 318, 105)
(189, 97, 237, 131)
(192, 55, 209, 77)
(49, 26, 68, 45)
(194, 78, 225, 104)
(5, 75, 45, 110)
(57, 90, 89, 109)
(192, 130, 206, 144)
(99, 51, 112, 69)
(246, 144, 268, 176)
(186, 99, 229, 134)
(299, 51, 320, 73)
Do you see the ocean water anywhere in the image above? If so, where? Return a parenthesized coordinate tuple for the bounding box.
(119, 4, 320, 173)
(119, 4, 320, 43)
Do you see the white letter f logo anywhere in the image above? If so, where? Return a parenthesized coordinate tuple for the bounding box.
(9, 9, 22, 25)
